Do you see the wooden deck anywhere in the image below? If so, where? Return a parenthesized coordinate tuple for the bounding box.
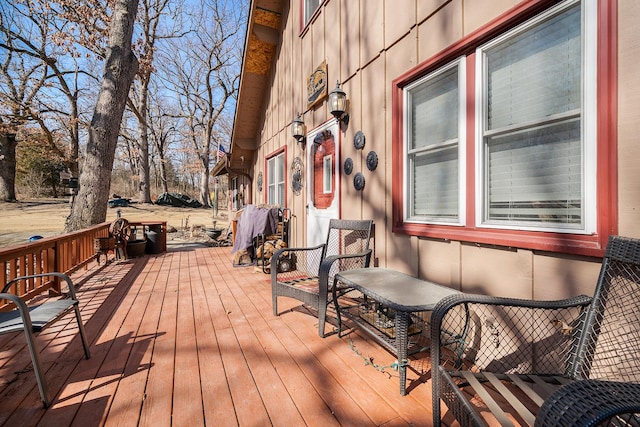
(0, 246, 455, 426)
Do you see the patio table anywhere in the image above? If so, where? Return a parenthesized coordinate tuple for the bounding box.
(333, 268, 459, 395)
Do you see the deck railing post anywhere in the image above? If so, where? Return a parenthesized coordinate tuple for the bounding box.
(54, 240, 63, 295)
(0, 222, 129, 300)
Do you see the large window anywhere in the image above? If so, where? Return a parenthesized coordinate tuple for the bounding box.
(393, 0, 614, 256)
(404, 59, 465, 224)
(267, 152, 285, 206)
(478, 1, 594, 232)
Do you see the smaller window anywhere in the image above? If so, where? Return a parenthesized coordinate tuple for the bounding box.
(231, 177, 239, 211)
(404, 58, 466, 225)
(323, 155, 332, 194)
(304, 0, 321, 25)
(267, 152, 285, 207)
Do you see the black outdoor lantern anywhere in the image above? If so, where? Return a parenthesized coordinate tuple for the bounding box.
(328, 80, 349, 125)
(292, 113, 306, 149)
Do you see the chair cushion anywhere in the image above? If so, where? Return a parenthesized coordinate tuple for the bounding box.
(0, 300, 77, 334)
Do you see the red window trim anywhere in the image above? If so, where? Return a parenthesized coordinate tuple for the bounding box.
(264, 147, 288, 206)
(298, 0, 326, 36)
(391, 0, 617, 258)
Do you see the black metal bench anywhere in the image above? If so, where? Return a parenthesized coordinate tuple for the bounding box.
(430, 235, 640, 426)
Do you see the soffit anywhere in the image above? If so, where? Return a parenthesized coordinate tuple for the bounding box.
(227, 0, 283, 173)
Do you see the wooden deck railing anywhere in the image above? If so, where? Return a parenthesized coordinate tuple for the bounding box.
(0, 222, 111, 301)
(0, 220, 165, 304)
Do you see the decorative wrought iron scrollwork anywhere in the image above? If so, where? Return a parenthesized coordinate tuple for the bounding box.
(291, 156, 304, 196)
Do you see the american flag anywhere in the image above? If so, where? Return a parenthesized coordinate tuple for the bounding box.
(217, 144, 226, 159)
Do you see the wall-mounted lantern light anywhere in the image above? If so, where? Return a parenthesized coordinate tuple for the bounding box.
(329, 80, 349, 125)
(292, 113, 306, 149)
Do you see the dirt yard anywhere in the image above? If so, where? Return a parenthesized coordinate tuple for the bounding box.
(0, 198, 230, 249)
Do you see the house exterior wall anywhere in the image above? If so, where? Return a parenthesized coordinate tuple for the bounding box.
(248, 0, 637, 299)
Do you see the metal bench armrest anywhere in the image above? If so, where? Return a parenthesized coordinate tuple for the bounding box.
(4, 272, 79, 299)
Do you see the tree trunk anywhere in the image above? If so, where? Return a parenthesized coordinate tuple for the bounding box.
(199, 165, 210, 208)
(0, 133, 17, 202)
(66, 0, 139, 231)
(69, 97, 80, 178)
(136, 79, 152, 203)
(199, 127, 212, 207)
(137, 121, 151, 203)
(159, 154, 169, 194)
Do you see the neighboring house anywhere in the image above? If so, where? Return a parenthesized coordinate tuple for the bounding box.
(216, 0, 639, 299)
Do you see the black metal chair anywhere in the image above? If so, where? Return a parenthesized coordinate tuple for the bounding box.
(0, 272, 91, 407)
(431, 235, 640, 426)
(271, 219, 372, 337)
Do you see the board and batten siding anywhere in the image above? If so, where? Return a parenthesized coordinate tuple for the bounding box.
(249, 0, 637, 300)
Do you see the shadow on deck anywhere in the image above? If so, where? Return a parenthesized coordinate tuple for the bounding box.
(0, 246, 453, 426)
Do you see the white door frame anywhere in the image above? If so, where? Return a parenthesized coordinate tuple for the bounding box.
(306, 120, 340, 247)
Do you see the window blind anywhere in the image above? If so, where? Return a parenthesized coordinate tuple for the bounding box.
(484, 3, 583, 227)
(411, 69, 459, 149)
(268, 153, 285, 206)
(487, 5, 581, 129)
(277, 154, 285, 206)
(305, 0, 321, 24)
(408, 65, 460, 222)
(487, 120, 582, 224)
(268, 157, 276, 204)
(412, 146, 459, 219)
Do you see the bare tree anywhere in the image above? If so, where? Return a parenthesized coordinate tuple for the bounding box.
(126, 0, 188, 204)
(147, 85, 180, 195)
(0, 1, 103, 198)
(66, 0, 139, 230)
(114, 111, 141, 181)
(1, 0, 245, 210)
(161, 0, 245, 207)
(0, 1, 53, 200)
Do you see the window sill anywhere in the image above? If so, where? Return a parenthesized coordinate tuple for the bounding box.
(392, 222, 608, 257)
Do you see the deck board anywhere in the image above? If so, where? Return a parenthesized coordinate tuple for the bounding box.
(138, 254, 179, 427)
(0, 246, 448, 426)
